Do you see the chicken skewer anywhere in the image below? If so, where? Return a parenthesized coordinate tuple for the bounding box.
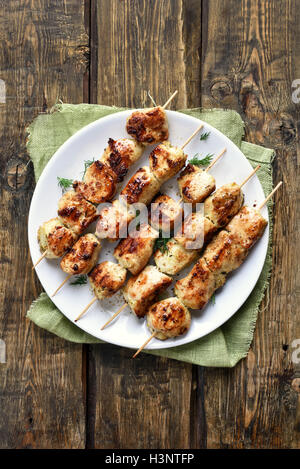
(119, 125, 203, 208)
(75, 195, 182, 323)
(51, 233, 101, 297)
(53, 125, 203, 299)
(33, 92, 178, 270)
(98, 165, 259, 330)
(154, 165, 260, 275)
(96, 125, 223, 242)
(133, 181, 282, 357)
(33, 190, 98, 270)
(177, 148, 226, 205)
(100, 266, 173, 329)
(75, 127, 204, 320)
(77, 264, 173, 325)
(114, 148, 228, 273)
(126, 91, 178, 144)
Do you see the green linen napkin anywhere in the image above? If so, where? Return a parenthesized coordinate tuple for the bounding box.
(27, 104, 274, 367)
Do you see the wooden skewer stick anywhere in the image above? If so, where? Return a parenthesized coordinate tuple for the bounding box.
(51, 274, 72, 297)
(132, 331, 157, 358)
(100, 303, 127, 330)
(162, 90, 178, 109)
(180, 124, 204, 150)
(32, 251, 47, 270)
(239, 165, 261, 188)
(258, 181, 283, 210)
(205, 148, 227, 172)
(75, 296, 97, 322)
(147, 90, 157, 107)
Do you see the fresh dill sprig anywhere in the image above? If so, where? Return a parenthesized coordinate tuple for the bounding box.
(189, 153, 214, 167)
(155, 232, 171, 254)
(200, 131, 210, 141)
(82, 158, 95, 179)
(57, 177, 73, 192)
(70, 275, 88, 286)
(211, 293, 216, 305)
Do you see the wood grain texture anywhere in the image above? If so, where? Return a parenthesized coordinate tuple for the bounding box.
(0, 0, 299, 449)
(89, 0, 202, 449)
(0, 0, 88, 448)
(199, 0, 300, 448)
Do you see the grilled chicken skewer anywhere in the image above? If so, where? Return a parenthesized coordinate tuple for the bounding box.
(126, 90, 178, 144)
(33, 92, 178, 270)
(96, 144, 224, 242)
(177, 148, 226, 205)
(96, 127, 204, 241)
(119, 126, 203, 207)
(101, 266, 173, 330)
(32, 218, 78, 269)
(154, 165, 260, 275)
(51, 234, 101, 296)
(133, 182, 282, 357)
(73, 91, 178, 196)
(33, 190, 98, 269)
(98, 166, 255, 329)
(76, 127, 204, 321)
(132, 297, 191, 358)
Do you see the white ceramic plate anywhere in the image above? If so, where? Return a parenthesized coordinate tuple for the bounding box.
(28, 110, 269, 350)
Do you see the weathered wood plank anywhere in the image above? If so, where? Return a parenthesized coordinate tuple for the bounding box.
(0, 0, 88, 448)
(89, 0, 202, 449)
(200, 0, 300, 448)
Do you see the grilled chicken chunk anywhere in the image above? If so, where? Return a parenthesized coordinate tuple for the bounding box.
(101, 138, 144, 182)
(226, 206, 268, 250)
(203, 230, 248, 274)
(154, 238, 198, 275)
(126, 106, 168, 144)
(174, 212, 216, 250)
(95, 199, 135, 242)
(37, 218, 78, 258)
(58, 190, 99, 234)
(114, 223, 158, 275)
(177, 164, 216, 204)
(149, 142, 187, 184)
(146, 297, 191, 340)
(120, 166, 160, 206)
(175, 258, 217, 310)
(204, 182, 243, 227)
(123, 266, 172, 318)
(60, 233, 101, 275)
(149, 194, 183, 233)
(88, 261, 127, 300)
(73, 160, 117, 204)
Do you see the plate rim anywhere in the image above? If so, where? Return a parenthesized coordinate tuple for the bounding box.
(28, 109, 269, 350)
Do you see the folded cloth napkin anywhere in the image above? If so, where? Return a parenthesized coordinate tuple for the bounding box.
(27, 104, 274, 367)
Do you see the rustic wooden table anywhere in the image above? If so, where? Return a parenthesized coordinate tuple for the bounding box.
(0, 0, 299, 449)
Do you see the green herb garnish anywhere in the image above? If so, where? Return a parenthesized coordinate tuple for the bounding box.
(82, 158, 95, 179)
(211, 293, 216, 305)
(155, 233, 171, 254)
(57, 177, 73, 192)
(200, 131, 210, 141)
(189, 153, 214, 167)
(70, 275, 88, 286)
